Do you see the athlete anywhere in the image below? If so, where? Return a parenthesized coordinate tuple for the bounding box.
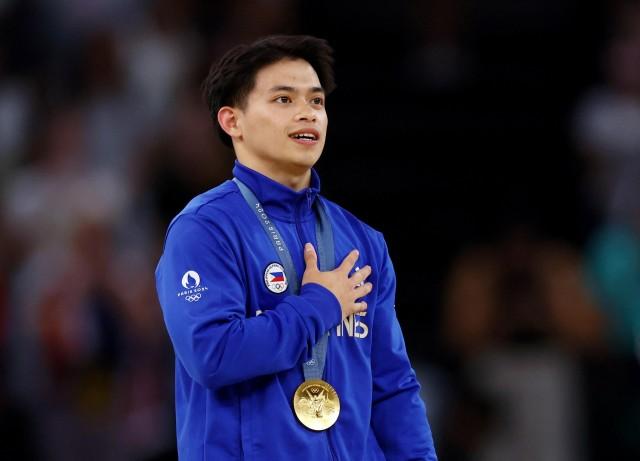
(155, 35, 437, 460)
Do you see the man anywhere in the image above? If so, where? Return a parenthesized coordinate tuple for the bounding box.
(155, 35, 437, 460)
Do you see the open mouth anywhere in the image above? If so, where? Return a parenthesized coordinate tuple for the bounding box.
(289, 132, 319, 141)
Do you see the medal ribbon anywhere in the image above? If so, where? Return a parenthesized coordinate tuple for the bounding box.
(233, 178, 334, 381)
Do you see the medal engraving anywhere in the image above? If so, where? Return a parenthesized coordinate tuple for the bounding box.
(293, 379, 340, 431)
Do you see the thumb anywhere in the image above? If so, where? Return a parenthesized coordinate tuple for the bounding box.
(303, 243, 318, 271)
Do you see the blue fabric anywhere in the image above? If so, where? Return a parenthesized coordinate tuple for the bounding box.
(155, 161, 437, 460)
(233, 176, 332, 382)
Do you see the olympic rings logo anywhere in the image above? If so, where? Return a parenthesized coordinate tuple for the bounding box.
(185, 293, 202, 302)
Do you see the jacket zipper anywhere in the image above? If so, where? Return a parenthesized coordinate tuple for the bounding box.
(324, 337, 339, 461)
(327, 430, 338, 460)
(294, 190, 313, 250)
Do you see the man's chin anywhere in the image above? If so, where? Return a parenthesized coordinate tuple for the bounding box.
(290, 152, 321, 170)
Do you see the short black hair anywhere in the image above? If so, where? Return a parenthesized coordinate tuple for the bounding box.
(202, 35, 336, 147)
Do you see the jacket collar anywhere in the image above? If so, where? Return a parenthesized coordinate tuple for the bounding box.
(232, 160, 321, 221)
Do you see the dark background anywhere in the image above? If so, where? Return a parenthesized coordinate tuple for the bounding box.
(1, 1, 638, 460)
(306, 0, 605, 356)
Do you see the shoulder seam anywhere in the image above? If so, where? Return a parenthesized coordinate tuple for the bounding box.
(192, 187, 239, 216)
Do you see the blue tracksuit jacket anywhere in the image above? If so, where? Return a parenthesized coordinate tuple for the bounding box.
(155, 161, 437, 460)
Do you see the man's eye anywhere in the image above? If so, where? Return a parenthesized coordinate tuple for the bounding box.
(275, 96, 291, 103)
(312, 97, 324, 106)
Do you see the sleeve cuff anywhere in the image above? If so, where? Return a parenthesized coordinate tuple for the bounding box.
(284, 282, 342, 342)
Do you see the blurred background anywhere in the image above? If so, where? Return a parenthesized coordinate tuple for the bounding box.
(1, 0, 639, 459)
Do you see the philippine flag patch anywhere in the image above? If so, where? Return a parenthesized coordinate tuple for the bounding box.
(264, 262, 288, 294)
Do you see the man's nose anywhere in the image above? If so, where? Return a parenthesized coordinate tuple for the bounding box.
(295, 105, 317, 122)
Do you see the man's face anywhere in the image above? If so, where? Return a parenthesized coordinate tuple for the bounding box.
(233, 58, 328, 177)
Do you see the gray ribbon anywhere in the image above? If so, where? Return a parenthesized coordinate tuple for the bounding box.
(233, 178, 334, 381)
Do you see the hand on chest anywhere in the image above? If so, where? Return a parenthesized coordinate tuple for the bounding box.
(247, 237, 373, 343)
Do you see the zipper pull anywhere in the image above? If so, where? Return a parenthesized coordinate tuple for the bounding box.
(306, 189, 313, 208)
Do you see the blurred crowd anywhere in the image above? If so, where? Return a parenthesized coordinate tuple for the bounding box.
(0, 1, 638, 460)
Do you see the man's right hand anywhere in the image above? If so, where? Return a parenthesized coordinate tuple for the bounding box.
(301, 243, 372, 320)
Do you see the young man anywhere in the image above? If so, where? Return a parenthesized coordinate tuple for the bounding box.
(155, 35, 437, 460)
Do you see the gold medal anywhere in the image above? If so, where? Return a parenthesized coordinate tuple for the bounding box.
(293, 379, 340, 431)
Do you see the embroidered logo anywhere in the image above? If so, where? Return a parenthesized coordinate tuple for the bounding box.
(181, 270, 200, 289)
(177, 270, 208, 302)
(264, 262, 288, 294)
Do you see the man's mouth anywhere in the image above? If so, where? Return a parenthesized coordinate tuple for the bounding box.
(289, 132, 318, 141)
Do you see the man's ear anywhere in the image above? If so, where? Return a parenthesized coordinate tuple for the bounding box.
(217, 106, 242, 140)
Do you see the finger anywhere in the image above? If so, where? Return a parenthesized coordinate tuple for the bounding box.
(303, 243, 319, 271)
(353, 282, 373, 298)
(349, 265, 372, 285)
(353, 301, 368, 313)
(338, 249, 359, 273)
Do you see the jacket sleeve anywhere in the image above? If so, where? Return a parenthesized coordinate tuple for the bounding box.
(370, 236, 437, 461)
(155, 212, 342, 390)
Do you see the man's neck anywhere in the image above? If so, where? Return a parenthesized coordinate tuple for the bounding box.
(236, 158, 311, 191)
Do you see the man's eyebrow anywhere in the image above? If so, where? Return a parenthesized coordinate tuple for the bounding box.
(268, 85, 325, 94)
